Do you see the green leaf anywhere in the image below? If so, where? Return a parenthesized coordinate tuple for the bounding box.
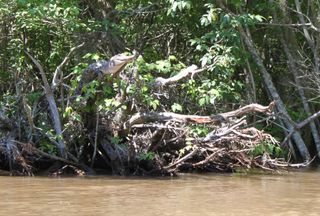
(199, 97, 206, 106)
(171, 103, 183, 112)
(92, 53, 100, 61)
(63, 106, 73, 118)
(150, 99, 160, 110)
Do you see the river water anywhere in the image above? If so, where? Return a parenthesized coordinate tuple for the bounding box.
(0, 171, 319, 216)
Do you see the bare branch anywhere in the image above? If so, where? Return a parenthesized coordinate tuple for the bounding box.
(24, 50, 67, 158)
(11, 140, 94, 174)
(52, 42, 85, 90)
(163, 148, 198, 171)
(192, 148, 224, 167)
(258, 22, 320, 32)
(203, 119, 246, 142)
(155, 64, 210, 87)
(282, 110, 320, 146)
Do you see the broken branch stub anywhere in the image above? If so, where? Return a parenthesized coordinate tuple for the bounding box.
(155, 65, 198, 87)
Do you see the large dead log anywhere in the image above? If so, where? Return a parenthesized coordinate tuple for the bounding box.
(125, 101, 275, 128)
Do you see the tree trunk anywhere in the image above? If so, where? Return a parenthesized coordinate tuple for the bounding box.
(25, 52, 67, 158)
(281, 38, 320, 157)
(294, 0, 320, 75)
(274, 0, 320, 158)
(238, 26, 311, 161)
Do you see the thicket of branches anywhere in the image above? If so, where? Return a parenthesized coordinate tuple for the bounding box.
(0, 0, 319, 175)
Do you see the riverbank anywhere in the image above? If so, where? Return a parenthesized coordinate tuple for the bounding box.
(1, 101, 294, 176)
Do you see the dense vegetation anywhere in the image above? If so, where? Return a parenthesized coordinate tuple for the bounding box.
(0, 0, 319, 175)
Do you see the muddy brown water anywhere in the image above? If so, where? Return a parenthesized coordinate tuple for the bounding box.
(0, 171, 320, 216)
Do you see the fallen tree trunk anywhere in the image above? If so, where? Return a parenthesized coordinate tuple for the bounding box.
(126, 101, 275, 128)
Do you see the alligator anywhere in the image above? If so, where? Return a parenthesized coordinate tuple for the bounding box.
(76, 51, 138, 95)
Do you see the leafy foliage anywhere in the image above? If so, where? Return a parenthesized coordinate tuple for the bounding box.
(1, 0, 316, 172)
(251, 141, 284, 158)
(137, 151, 156, 161)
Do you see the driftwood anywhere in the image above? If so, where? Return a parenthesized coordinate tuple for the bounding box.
(120, 101, 288, 174)
(126, 101, 275, 128)
(203, 118, 246, 142)
(163, 148, 198, 171)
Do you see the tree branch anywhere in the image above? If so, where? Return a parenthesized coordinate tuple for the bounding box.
(52, 42, 85, 90)
(24, 50, 67, 158)
(163, 148, 198, 171)
(258, 22, 320, 32)
(155, 65, 209, 87)
(282, 110, 320, 146)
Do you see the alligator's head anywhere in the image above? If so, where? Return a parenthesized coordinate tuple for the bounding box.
(107, 51, 139, 76)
